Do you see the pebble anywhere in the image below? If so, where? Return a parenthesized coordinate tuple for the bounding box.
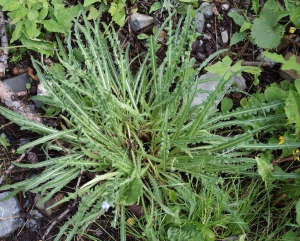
(201, 2, 213, 18)
(195, 12, 205, 34)
(222, 4, 230, 11)
(26, 210, 43, 232)
(203, 34, 212, 40)
(130, 13, 155, 31)
(221, 30, 229, 44)
(206, 23, 212, 28)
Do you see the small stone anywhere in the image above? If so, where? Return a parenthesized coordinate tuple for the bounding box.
(221, 30, 229, 44)
(26, 210, 43, 232)
(0, 192, 24, 238)
(20, 138, 30, 146)
(37, 83, 48, 96)
(295, 36, 300, 43)
(200, 2, 213, 18)
(195, 12, 205, 34)
(2, 73, 31, 92)
(256, 52, 276, 65)
(130, 13, 155, 31)
(222, 4, 230, 11)
(206, 23, 211, 28)
(203, 34, 212, 40)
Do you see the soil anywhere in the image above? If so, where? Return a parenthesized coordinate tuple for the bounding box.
(0, 0, 299, 240)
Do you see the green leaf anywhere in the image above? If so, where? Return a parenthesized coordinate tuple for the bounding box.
(295, 79, 300, 93)
(221, 97, 233, 113)
(20, 37, 54, 57)
(24, 19, 39, 39)
(87, 6, 100, 20)
(2, 1, 20, 11)
(122, 177, 143, 205)
(83, 0, 101, 7)
(263, 51, 285, 63)
(169, 190, 177, 202)
(251, 0, 259, 14)
(149, 2, 162, 13)
(230, 32, 247, 45)
(43, 19, 66, 33)
(8, 7, 28, 24)
(251, 7, 284, 49)
(38, 7, 48, 21)
(264, 86, 288, 102)
(109, 1, 126, 27)
(228, 11, 245, 26)
(285, 91, 300, 131)
(10, 21, 23, 43)
(0, 136, 10, 149)
(296, 199, 300, 226)
(27, 9, 39, 21)
(137, 33, 149, 40)
(240, 21, 252, 32)
(256, 156, 275, 183)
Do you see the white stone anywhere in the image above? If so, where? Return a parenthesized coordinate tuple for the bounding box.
(37, 83, 48, 96)
(206, 23, 211, 28)
(222, 4, 230, 11)
(221, 30, 229, 44)
(130, 13, 155, 31)
(191, 72, 246, 107)
(203, 34, 212, 40)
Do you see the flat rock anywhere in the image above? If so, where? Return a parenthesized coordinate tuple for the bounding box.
(195, 12, 205, 34)
(130, 13, 154, 31)
(279, 52, 300, 81)
(2, 73, 30, 92)
(191, 72, 246, 107)
(0, 192, 24, 238)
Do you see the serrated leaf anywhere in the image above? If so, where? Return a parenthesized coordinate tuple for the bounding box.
(230, 32, 247, 45)
(251, 7, 284, 49)
(87, 6, 100, 20)
(109, 2, 126, 27)
(256, 156, 275, 183)
(150, 2, 162, 13)
(228, 11, 245, 26)
(251, 0, 259, 14)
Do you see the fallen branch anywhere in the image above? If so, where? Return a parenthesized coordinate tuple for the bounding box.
(0, 6, 8, 77)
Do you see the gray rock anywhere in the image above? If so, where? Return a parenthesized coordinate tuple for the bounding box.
(191, 72, 246, 107)
(2, 73, 31, 92)
(195, 12, 205, 34)
(221, 30, 229, 44)
(201, 2, 213, 18)
(130, 13, 154, 31)
(203, 34, 212, 40)
(26, 209, 43, 232)
(0, 192, 24, 238)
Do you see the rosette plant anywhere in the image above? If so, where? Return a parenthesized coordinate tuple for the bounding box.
(0, 5, 295, 241)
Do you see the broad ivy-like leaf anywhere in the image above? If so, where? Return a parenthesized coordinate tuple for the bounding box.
(264, 86, 288, 102)
(109, 1, 126, 27)
(263, 52, 300, 73)
(251, 7, 284, 49)
(230, 32, 247, 45)
(87, 6, 100, 20)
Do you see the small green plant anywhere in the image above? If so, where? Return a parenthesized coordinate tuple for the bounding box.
(229, 0, 300, 49)
(0, 6, 299, 240)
